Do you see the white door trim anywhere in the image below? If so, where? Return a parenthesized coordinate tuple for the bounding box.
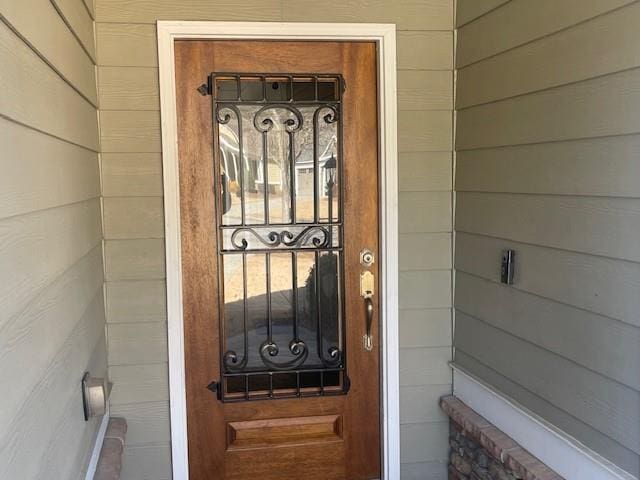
(157, 21, 399, 480)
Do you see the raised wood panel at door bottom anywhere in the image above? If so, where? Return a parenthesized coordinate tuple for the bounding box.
(227, 415, 342, 450)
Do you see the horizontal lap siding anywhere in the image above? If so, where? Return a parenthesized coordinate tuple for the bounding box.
(457, 2, 640, 109)
(455, 1, 640, 476)
(0, 116, 100, 221)
(2, 0, 97, 104)
(0, 4, 103, 478)
(51, 0, 97, 61)
(94, 1, 454, 478)
(120, 443, 172, 480)
(456, 0, 637, 67)
(456, 67, 640, 150)
(0, 21, 98, 150)
(455, 233, 640, 329)
(455, 0, 508, 27)
(455, 271, 640, 392)
(456, 192, 640, 262)
(456, 135, 640, 198)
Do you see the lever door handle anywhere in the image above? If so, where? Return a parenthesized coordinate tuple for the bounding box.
(363, 297, 374, 351)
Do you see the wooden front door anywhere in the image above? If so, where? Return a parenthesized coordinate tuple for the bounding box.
(175, 40, 380, 480)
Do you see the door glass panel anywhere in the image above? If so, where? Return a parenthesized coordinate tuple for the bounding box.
(212, 73, 346, 401)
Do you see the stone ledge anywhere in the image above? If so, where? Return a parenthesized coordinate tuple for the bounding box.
(441, 396, 563, 480)
(95, 417, 127, 480)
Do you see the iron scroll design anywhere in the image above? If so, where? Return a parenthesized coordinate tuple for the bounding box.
(228, 225, 331, 251)
(209, 73, 347, 401)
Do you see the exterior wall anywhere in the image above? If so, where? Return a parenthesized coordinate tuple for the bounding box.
(0, 1, 106, 479)
(454, 1, 640, 477)
(94, 1, 455, 478)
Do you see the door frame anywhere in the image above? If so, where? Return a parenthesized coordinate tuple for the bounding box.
(157, 21, 399, 480)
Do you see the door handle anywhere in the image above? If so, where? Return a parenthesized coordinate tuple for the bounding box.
(360, 250, 375, 351)
(363, 297, 374, 351)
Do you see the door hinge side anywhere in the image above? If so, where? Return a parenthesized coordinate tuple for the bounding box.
(198, 75, 213, 96)
(206, 380, 222, 400)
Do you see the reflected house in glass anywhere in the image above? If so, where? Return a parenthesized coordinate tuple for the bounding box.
(217, 105, 339, 216)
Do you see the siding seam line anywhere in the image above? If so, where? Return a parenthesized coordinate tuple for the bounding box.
(109, 361, 168, 368)
(401, 383, 453, 388)
(457, 0, 640, 68)
(455, 0, 512, 29)
(454, 190, 640, 201)
(455, 309, 640, 394)
(3, 242, 103, 333)
(106, 320, 167, 325)
(112, 441, 171, 448)
(399, 307, 451, 312)
(96, 19, 453, 32)
(0, 15, 98, 109)
(457, 64, 640, 111)
(454, 269, 640, 331)
(455, 131, 640, 153)
(0, 196, 102, 223)
(400, 346, 452, 352)
(454, 229, 640, 267)
(0, 112, 99, 154)
(49, 0, 96, 63)
(399, 420, 450, 427)
(81, 0, 95, 20)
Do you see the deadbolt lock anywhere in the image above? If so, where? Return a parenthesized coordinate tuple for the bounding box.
(360, 249, 375, 267)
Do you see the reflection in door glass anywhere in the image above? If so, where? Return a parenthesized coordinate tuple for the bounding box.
(217, 107, 339, 227)
(212, 74, 346, 401)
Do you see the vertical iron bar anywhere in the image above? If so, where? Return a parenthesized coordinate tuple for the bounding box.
(236, 75, 241, 101)
(296, 371, 301, 397)
(292, 251, 299, 341)
(269, 372, 274, 398)
(260, 75, 268, 224)
(266, 253, 272, 347)
(211, 78, 228, 393)
(244, 374, 249, 400)
(312, 108, 319, 223)
(328, 179, 333, 225)
(315, 250, 323, 362)
(262, 130, 269, 224)
(237, 109, 246, 226)
(336, 251, 344, 363)
(320, 370, 325, 396)
(338, 81, 344, 228)
(288, 130, 296, 224)
(241, 254, 249, 365)
(337, 77, 346, 373)
(313, 75, 318, 101)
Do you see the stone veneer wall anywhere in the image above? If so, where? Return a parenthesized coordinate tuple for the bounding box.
(449, 420, 523, 480)
(441, 396, 563, 480)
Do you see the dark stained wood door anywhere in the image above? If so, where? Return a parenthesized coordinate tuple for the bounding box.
(175, 40, 380, 480)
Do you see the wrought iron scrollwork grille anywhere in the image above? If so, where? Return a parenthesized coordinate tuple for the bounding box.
(208, 73, 348, 402)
